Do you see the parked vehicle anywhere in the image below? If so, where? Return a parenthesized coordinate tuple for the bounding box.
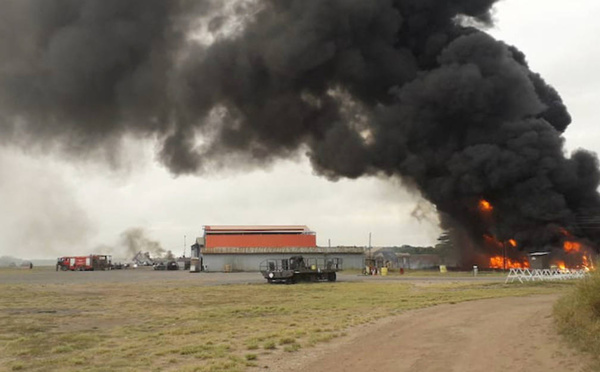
(259, 255, 342, 284)
(153, 262, 166, 270)
(153, 261, 179, 271)
(56, 255, 112, 271)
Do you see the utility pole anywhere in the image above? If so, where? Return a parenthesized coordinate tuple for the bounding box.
(503, 241, 506, 272)
(183, 235, 187, 258)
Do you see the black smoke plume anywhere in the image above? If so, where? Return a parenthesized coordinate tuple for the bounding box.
(1, 0, 598, 266)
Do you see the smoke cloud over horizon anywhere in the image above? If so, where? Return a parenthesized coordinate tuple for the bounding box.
(118, 227, 174, 261)
(1, 0, 599, 265)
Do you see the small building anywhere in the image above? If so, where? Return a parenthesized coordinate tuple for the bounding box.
(373, 249, 400, 268)
(528, 252, 551, 270)
(405, 254, 441, 269)
(371, 248, 443, 270)
(191, 225, 364, 271)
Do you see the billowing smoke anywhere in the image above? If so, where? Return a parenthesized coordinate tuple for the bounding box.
(0, 148, 95, 258)
(1, 0, 598, 266)
(119, 227, 173, 261)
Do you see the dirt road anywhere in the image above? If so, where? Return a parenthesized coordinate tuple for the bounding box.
(262, 295, 589, 372)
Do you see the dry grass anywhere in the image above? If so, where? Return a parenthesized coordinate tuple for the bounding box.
(554, 271, 600, 371)
(0, 274, 572, 371)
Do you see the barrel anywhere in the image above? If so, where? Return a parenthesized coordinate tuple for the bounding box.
(224, 264, 232, 273)
(381, 267, 388, 276)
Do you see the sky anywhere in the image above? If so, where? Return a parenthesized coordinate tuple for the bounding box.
(1, 0, 599, 260)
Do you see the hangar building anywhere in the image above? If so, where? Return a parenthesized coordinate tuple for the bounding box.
(191, 225, 364, 272)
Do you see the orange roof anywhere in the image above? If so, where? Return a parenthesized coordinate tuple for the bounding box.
(204, 225, 313, 234)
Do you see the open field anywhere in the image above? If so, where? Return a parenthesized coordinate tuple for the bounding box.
(0, 267, 577, 371)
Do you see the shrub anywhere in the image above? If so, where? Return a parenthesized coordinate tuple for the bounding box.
(283, 343, 301, 352)
(263, 341, 276, 350)
(278, 337, 295, 345)
(554, 271, 600, 367)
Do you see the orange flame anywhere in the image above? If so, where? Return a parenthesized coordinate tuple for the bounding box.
(488, 256, 530, 269)
(554, 261, 567, 270)
(582, 255, 595, 271)
(478, 199, 493, 213)
(563, 241, 581, 253)
(508, 239, 517, 248)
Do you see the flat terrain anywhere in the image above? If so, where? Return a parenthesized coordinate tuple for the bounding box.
(0, 267, 585, 371)
(263, 294, 590, 372)
(0, 266, 505, 285)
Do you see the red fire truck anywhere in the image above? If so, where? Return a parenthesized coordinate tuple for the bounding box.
(56, 255, 112, 271)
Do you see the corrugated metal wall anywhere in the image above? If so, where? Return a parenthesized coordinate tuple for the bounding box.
(205, 234, 316, 248)
(202, 253, 365, 272)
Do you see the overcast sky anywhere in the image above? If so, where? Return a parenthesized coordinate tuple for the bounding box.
(1, 0, 599, 260)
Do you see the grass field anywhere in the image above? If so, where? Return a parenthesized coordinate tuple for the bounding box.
(0, 270, 574, 372)
(554, 271, 600, 372)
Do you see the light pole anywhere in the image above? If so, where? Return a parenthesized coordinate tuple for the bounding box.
(503, 241, 507, 272)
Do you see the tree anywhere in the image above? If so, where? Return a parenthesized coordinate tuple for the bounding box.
(435, 231, 454, 265)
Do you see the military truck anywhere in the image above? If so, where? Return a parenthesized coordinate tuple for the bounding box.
(259, 255, 342, 284)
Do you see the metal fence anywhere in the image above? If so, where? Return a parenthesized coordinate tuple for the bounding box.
(505, 268, 590, 283)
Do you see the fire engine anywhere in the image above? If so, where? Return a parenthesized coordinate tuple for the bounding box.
(56, 255, 112, 271)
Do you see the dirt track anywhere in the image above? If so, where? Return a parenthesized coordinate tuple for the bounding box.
(259, 295, 589, 372)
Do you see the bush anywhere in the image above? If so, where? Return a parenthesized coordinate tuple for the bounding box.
(278, 337, 295, 345)
(263, 341, 276, 350)
(283, 343, 301, 352)
(554, 271, 600, 362)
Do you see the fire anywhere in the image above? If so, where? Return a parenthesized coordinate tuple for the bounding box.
(554, 261, 567, 270)
(488, 256, 530, 269)
(582, 255, 595, 271)
(563, 241, 581, 253)
(508, 239, 517, 248)
(478, 199, 493, 213)
(552, 254, 595, 272)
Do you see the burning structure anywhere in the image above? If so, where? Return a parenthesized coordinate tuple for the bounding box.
(0, 1, 599, 269)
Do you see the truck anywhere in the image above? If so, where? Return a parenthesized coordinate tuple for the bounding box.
(259, 255, 342, 284)
(56, 255, 112, 271)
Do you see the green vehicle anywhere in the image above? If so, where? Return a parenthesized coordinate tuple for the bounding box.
(260, 255, 342, 284)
